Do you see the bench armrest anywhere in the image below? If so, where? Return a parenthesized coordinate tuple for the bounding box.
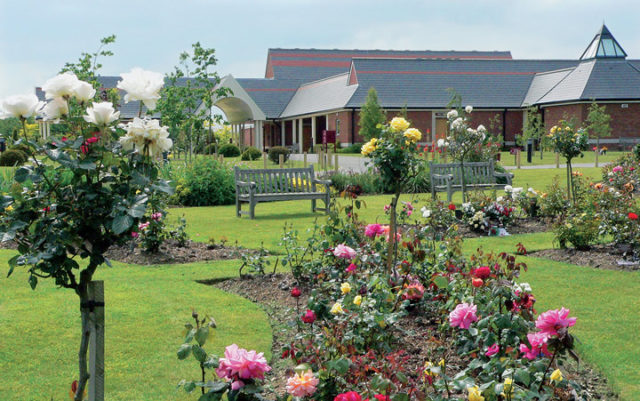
(236, 181, 257, 190)
(313, 178, 332, 186)
(432, 173, 454, 181)
(494, 172, 514, 184)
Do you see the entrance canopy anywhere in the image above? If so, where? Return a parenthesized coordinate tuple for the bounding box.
(209, 75, 266, 123)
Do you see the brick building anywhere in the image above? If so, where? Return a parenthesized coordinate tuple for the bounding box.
(216, 25, 640, 151)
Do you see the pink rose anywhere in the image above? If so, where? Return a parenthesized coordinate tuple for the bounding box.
(535, 307, 577, 337)
(449, 302, 478, 329)
(333, 244, 356, 259)
(364, 223, 385, 238)
(613, 165, 623, 173)
(485, 343, 499, 357)
(346, 263, 357, 273)
(519, 332, 551, 360)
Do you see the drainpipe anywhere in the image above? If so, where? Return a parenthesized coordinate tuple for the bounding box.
(350, 108, 356, 145)
(502, 109, 507, 147)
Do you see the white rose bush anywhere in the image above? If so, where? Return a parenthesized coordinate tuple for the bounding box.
(0, 68, 173, 400)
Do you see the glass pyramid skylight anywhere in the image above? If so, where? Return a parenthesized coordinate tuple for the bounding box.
(580, 24, 627, 60)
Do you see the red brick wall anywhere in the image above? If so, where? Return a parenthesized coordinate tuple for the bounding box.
(543, 104, 585, 133)
(505, 111, 524, 143)
(327, 111, 355, 145)
(601, 103, 640, 139)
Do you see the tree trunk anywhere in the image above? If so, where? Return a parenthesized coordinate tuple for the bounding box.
(385, 193, 400, 274)
(566, 160, 573, 205)
(595, 137, 600, 167)
(75, 291, 91, 401)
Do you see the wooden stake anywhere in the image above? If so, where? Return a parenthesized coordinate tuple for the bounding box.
(595, 148, 599, 167)
(263, 152, 267, 169)
(279, 154, 284, 168)
(516, 149, 521, 169)
(334, 153, 339, 172)
(88, 281, 104, 401)
(555, 152, 560, 168)
(303, 152, 307, 167)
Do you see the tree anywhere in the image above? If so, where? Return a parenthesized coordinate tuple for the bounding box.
(548, 119, 589, 203)
(521, 106, 545, 160)
(358, 87, 386, 141)
(157, 42, 231, 162)
(1, 39, 172, 400)
(584, 101, 611, 167)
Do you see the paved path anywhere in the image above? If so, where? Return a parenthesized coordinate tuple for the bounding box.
(291, 153, 606, 173)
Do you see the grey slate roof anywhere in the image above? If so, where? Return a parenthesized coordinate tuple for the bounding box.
(267, 48, 513, 82)
(280, 74, 358, 118)
(345, 58, 579, 109)
(526, 59, 640, 105)
(522, 68, 574, 106)
(235, 78, 299, 119)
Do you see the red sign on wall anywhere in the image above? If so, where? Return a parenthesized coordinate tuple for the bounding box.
(322, 130, 336, 144)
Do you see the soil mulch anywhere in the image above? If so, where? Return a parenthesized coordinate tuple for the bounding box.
(104, 239, 251, 265)
(456, 218, 549, 238)
(208, 273, 618, 400)
(531, 244, 640, 272)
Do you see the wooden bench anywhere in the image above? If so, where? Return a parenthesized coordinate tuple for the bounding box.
(234, 166, 331, 219)
(430, 161, 514, 202)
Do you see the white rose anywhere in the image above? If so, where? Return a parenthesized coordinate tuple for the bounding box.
(528, 187, 536, 194)
(120, 117, 172, 156)
(0, 93, 44, 119)
(446, 109, 458, 119)
(421, 207, 431, 218)
(467, 128, 476, 134)
(117, 68, 164, 111)
(477, 124, 486, 132)
(42, 98, 69, 122)
(465, 105, 473, 113)
(42, 72, 80, 99)
(73, 81, 96, 102)
(497, 196, 504, 202)
(84, 102, 120, 127)
(504, 185, 513, 192)
(512, 187, 523, 195)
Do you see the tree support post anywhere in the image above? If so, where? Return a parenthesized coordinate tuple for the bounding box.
(88, 281, 104, 401)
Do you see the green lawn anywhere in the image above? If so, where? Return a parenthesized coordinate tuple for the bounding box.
(0, 254, 272, 401)
(171, 167, 604, 252)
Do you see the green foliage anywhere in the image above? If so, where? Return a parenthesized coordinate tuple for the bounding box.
(241, 146, 262, 161)
(554, 212, 600, 250)
(170, 158, 235, 206)
(312, 143, 337, 153)
(330, 171, 385, 194)
(0, 149, 27, 166)
(218, 143, 241, 157)
(268, 146, 290, 164)
(584, 102, 612, 141)
(238, 244, 272, 277)
(358, 87, 386, 140)
(337, 142, 363, 154)
(519, 106, 545, 147)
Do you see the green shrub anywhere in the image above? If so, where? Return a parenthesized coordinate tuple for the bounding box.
(171, 158, 235, 206)
(241, 146, 262, 161)
(330, 171, 384, 194)
(268, 146, 290, 164)
(554, 212, 600, 250)
(311, 143, 337, 153)
(404, 162, 431, 193)
(0, 149, 27, 166)
(219, 143, 241, 158)
(338, 143, 363, 154)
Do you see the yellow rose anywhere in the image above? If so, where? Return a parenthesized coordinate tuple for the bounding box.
(361, 138, 378, 156)
(390, 117, 410, 132)
(330, 302, 344, 315)
(501, 378, 514, 397)
(341, 282, 352, 294)
(565, 126, 571, 131)
(353, 295, 362, 306)
(550, 369, 563, 383)
(403, 128, 422, 143)
(4, 205, 13, 212)
(551, 126, 557, 134)
(467, 386, 485, 401)
(135, 189, 141, 195)
(439, 359, 445, 368)
(423, 361, 438, 377)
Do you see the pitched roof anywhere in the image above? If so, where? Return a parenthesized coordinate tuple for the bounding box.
(266, 48, 513, 81)
(235, 78, 299, 119)
(345, 58, 579, 109)
(280, 73, 358, 118)
(527, 58, 640, 105)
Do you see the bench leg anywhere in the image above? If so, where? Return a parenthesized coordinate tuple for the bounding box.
(236, 197, 241, 217)
(311, 199, 316, 213)
(249, 200, 256, 219)
(324, 194, 330, 214)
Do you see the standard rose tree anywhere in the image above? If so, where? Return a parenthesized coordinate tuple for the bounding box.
(0, 70, 172, 401)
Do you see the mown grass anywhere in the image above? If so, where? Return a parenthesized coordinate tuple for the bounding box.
(171, 167, 603, 252)
(0, 254, 272, 401)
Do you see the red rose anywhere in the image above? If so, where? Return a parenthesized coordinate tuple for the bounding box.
(629, 212, 638, 221)
(301, 309, 316, 324)
(472, 278, 483, 288)
(290, 287, 301, 298)
(473, 266, 491, 279)
(335, 392, 362, 401)
(85, 136, 99, 144)
(448, 203, 456, 211)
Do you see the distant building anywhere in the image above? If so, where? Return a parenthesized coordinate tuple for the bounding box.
(217, 24, 640, 151)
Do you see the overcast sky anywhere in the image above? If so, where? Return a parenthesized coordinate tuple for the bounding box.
(1, 0, 639, 99)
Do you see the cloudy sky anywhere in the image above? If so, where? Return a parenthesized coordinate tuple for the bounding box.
(1, 0, 638, 98)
